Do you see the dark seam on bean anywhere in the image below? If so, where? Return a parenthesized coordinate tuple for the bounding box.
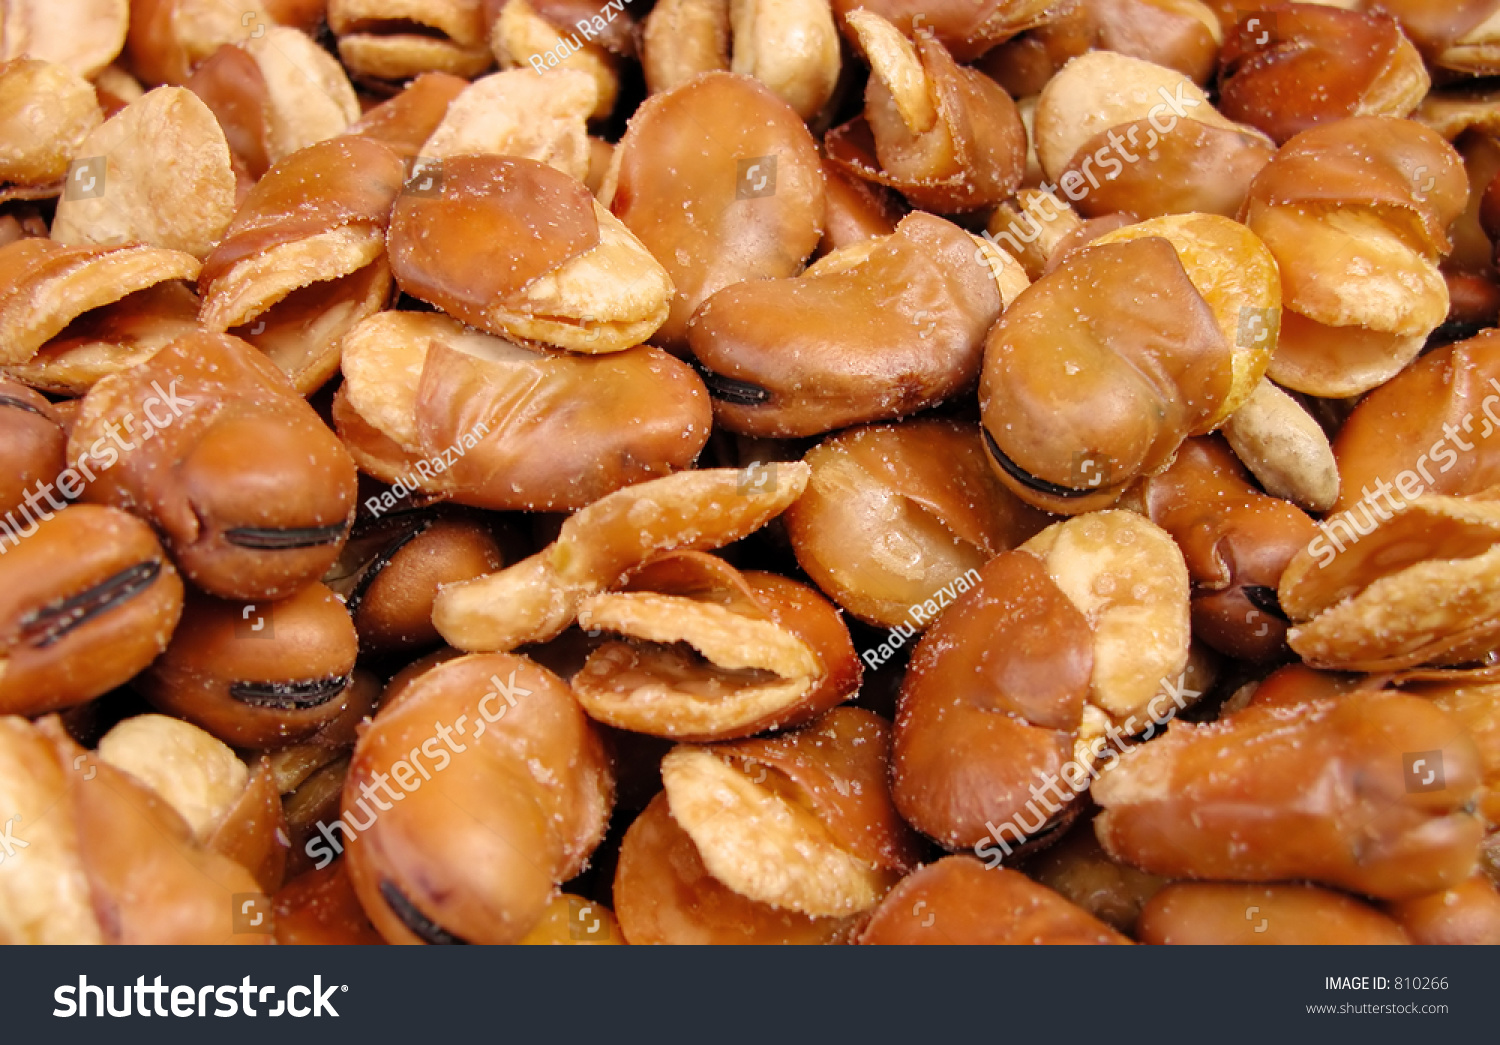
(692, 362, 772, 406)
(344, 518, 434, 617)
(228, 675, 352, 709)
(378, 879, 469, 945)
(224, 523, 348, 550)
(17, 561, 162, 649)
(981, 427, 1103, 500)
(0, 394, 49, 418)
(1242, 584, 1289, 622)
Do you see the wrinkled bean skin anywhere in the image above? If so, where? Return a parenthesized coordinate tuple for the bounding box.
(573, 552, 861, 741)
(893, 550, 1092, 852)
(857, 855, 1130, 944)
(1218, 6, 1428, 146)
(343, 654, 612, 944)
(1094, 693, 1485, 900)
(689, 213, 1007, 437)
(1135, 436, 1317, 661)
(136, 583, 359, 750)
(1139, 883, 1410, 945)
(70, 330, 359, 601)
(0, 506, 183, 718)
(601, 72, 825, 351)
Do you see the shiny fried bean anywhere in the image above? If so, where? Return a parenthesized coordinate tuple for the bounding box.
(343, 653, 612, 944)
(689, 213, 1023, 436)
(980, 214, 1276, 513)
(1218, 6, 1427, 145)
(70, 330, 358, 600)
(1093, 692, 1485, 899)
(335, 311, 710, 510)
(96, 714, 289, 893)
(614, 792, 855, 944)
(389, 155, 673, 353)
(1244, 116, 1467, 397)
(0, 506, 183, 718)
(784, 419, 1051, 629)
(1385, 875, 1500, 945)
(1035, 51, 1274, 219)
(433, 465, 809, 652)
(825, 9, 1026, 213)
(136, 583, 358, 749)
(599, 72, 825, 350)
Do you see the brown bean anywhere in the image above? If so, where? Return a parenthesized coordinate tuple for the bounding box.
(857, 855, 1130, 945)
(599, 71, 825, 350)
(785, 418, 1051, 630)
(614, 792, 854, 944)
(70, 330, 359, 600)
(136, 583, 358, 749)
(1136, 435, 1318, 661)
(342, 653, 612, 943)
(1093, 692, 1486, 900)
(0, 506, 183, 718)
(0, 377, 66, 519)
(689, 213, 1017, 437)
(273, 860, 386, 945)
(1386, 875, 1500, 945)
(325, 509, 505, 656)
